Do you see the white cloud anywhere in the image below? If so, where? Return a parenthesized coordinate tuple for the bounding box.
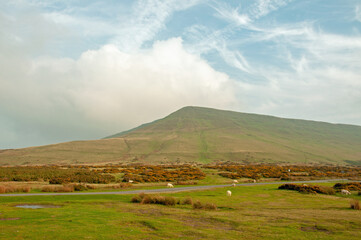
(0, 38, 239, 148)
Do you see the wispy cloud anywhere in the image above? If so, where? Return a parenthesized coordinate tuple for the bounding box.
(248, 0, 293, 20)
(212, 2, 251, 26)
(355, 5, 361, 22)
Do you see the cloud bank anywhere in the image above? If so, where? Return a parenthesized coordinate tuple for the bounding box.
(0, 38, 238, 148)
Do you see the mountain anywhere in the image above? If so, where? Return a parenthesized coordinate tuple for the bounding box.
(1, 106, 361, 166)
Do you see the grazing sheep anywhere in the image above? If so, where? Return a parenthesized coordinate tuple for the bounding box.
(128, 180, 133, 183)
(232, 183, 236, 187)
(302, 184, 308, 186)
(167, 183, 174, 188)
(253, 179, 257, 183)
(233, 180, 238, 183)
(227, 190, 232, 196)
(341, 189, 351, 195)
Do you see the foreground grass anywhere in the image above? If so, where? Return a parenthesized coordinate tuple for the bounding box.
(0, 184, 360, 240)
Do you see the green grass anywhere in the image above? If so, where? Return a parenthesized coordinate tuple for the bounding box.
(1, 184, 360, 239)
(1, 106, 361, 166)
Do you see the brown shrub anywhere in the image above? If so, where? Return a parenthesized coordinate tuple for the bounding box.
(0, 185, 5, 193)
(318, 185, 336, 195)
(21, 186, 31, 193)
(164, 196, 176, 206)
(71, 184, 87, 191)
(358, 191, 361, 196)
(138, 192, 146, 199)
(134, 194, 176, 206)
(111, 183, 132, 189)
(334, 182, 361, 191)
(204, 203, 217, 210)
(350, 199, 360, 210)
(5, 186, 15, 193)
(192, 201, 217, 210)
(41, 186, 56, 192)
(57, 185, 74, 192)
(182, 197, 193, 205)
(350, 199, 361, 210)
(86, 184, 97, 189)
(140, 195, 154, 204)
(131, 195, 142, 203)
(119, 183, 132, 188)
(278, 184, 335, 195)
(192, 201, 203, 209)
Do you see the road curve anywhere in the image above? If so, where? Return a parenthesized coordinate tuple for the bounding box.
(0, 179, 350, 197)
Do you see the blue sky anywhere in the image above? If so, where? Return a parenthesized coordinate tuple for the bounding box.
(1, 0, 361, 148)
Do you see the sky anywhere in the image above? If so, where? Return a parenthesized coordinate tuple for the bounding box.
(1, 0, 361, 149)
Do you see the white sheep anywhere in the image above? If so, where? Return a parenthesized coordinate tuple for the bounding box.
(167, 183, 174, 188)
(302, 184, 308, 186)
(253, 179, 257, 183)
(227, 190, 232, 196)
(233, 180, 238, 183)
(232, 183, 236, 187)
(128, 180, 133, 183)
(341, 189, 351, 195)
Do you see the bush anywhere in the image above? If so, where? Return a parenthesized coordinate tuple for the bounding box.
(72, 184, 87, 191)
(86, 184, 97, 189)
(358, 191, 361, 196)
(57, 185, 74, 192)
(41, 185, 74, 192)
(182, 197, 193, 205)
(131, 195, 142, 203)
(0, 185, 31, 193)
(350, 199, 360, 210)
(334, 182, 361, 191)
(204, 203, 217, 210)
(192, 200, 203, 209)
(111, 183, 132, 189)
(21, 186, 31, 193)
(164, 196, 176, 206)
(41, 186, 56, 192)
(192, 200, 217, 210)
(278, 184, 335, 195)
(131, 193, 177, 206)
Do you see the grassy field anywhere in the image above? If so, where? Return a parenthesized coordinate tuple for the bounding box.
(1, 106, 361, 166)
(1, 183, 360, 240)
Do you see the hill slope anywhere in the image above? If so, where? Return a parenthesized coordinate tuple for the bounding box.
(1, 106, 361, 166)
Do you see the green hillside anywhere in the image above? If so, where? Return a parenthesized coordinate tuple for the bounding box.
(1, 106, 361, 166)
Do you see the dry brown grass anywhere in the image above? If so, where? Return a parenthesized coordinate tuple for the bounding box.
(0, 185, 31, 193)
(109, 183, 132, 189)
(41, 185, 74, 192)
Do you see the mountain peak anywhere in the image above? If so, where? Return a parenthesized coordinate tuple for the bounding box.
(2, 106, 360, 166)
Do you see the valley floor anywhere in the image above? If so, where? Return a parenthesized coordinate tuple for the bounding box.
(1, 183, 360, 240)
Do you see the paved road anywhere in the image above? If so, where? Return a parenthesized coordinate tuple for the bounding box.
(0, 179, 351, 197)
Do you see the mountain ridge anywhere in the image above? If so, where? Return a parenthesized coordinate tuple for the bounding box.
(1, 106, 360, 166)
